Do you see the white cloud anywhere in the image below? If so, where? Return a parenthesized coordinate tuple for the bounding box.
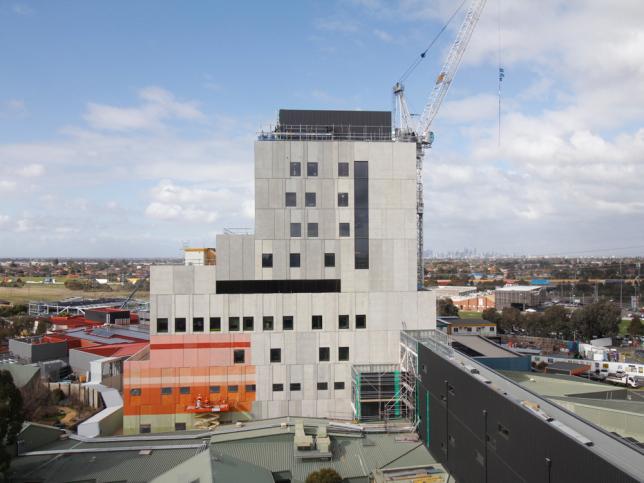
(0, 214, 9, 227)
(12, 4, 34, 15)
(17, 163, 45, 177)
(373, 29, 393, 43)
(0, 99, 27, 118)
(315, 17, 359, 32)
(145, 202, 218, 223)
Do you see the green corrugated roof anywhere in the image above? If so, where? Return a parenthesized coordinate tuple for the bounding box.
(0, 362, 39, 388)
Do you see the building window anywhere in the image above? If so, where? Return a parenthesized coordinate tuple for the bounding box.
(175, 317, 186, 332)
(307, 162, 318, 176)
(210, 385, 220, 393)
(324, 253, 335, 267)
(290, 253, 301, 268)
(263, 316, 274, 330)
(334, 382, 345, 390)
(243, 316, 254, 331)
(175, 422, 186, 431)
(338, 162, 349, 177)
(338, 192, 349, 207)
(285, 192, 297, 207)
(139, 424, 151, 434)
(161, 387, 172, 395)
(179, 387, 190, 395)
(356, 314, 366, 329)
(312, 315, 323, 330)
(319, 347, 330, 362)
(307, 222, 318, 237)
(339, 346, 350, 361)
(270, 348, 282, 363)
(210, 317, 221, 332)
(283, 316, 294, 330)
(290, 162, 301, 176)
(305, 192, 316, 207)
(193, 317, 204, 332)
(245, 384, 256, 392)
(273, 383, 284, 392)
(290, 223, 301, 237)
(130, 388, 141, 396)
(234, 349, 245, 364)
(229, 317, 240, 331)
(338, 314, 349, 329)
(290, 383, 301, 391)
(156, 318, 168, 333)
(228, 385, 239, 393)
(354, 160, 369, 269)
(317, 382, 328, 391)
(262, 253, 273, 268)
(339, 223, 350, 237)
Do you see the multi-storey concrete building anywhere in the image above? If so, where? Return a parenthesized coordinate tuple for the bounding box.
(123, 110, 436, 434)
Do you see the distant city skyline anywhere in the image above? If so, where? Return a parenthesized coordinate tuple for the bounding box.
(1, 1, 643, 257)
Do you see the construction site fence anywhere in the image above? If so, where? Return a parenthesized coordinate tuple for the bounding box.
(47, 381, 104, 409)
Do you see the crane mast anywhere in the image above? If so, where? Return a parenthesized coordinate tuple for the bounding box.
(393, 0, 487, 288)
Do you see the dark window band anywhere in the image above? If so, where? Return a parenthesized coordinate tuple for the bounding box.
(216, 279, 341, 294)
(354, 160, 369, 269)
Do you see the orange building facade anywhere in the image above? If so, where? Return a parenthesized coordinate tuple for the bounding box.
(452, 294, 495, 312)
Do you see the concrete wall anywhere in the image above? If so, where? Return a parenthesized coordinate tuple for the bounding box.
(69, 349, 102, 378)
(9, 339, 67, 363)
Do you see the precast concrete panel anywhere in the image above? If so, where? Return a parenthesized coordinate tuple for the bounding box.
(193, 266, 216, 294)
(215, 235, 230, 281)
(151, 265, 174, 294)
(296, 332, 317, 365)
(255, 140, 272, 179)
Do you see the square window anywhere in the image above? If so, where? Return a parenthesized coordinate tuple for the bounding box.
(192, 317, 204, 332)
(305, 192, 316, 207)
(228, 385, 239, 393)
(245, 384, 256, 392)
(209, 385, 220, 393)
(179, 387, 190, 395)
(285, 192, 297, 207)
(234, 349, 245, 364)
(262, 253, 273, 268)
(312, 315, 323, 330)
(324, 253, 335, 268)
(156, 318, 168, 333)
(210, 317, 221, 332)
(290, 162, 301, 176)
(317, 382, 328, 391)
(319, 347, 330, 361)
(270, 348, 281, 363)
(175, 317, 186, 333)
(356, 314, 367, 329)
(290, 223, 301, 237)
(130, 388, 141, 396)
(339, 223, 350, 237)
(273, 383, 284, 392)
(139, 424, 151, 434)
(339, 346, 350, 361)
(243, 316, 254, 331)
(338, 192, 349, 207)
(161, 387, 172, 395)
(283, 316, 294, 330)
(334, 382, 345, 390)
(290, 383, 301, 391)
(290, 253, 301, 268)
(175, 422, 186, 431)
(307, 223, 318, 237)
(338, 315, 349, 330)
(307, 162, 318, 176)
(229, 317, 240, 331)
(263, 316, 274, 330)
(338, 162, 349, 176)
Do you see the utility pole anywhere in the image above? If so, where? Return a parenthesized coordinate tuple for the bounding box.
(619, 260, 623, 314)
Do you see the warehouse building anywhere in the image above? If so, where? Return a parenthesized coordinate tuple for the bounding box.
(495, 285, 546, 310)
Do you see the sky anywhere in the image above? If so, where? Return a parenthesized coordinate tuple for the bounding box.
(1, 0, 643, 258)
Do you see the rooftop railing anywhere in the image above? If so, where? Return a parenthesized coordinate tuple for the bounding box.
(257, 123, 395, 142)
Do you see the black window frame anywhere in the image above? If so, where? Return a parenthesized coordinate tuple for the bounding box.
(209, 385, 220, 393)
(245, 384, 256, 392)
(262, 253, 273, 268)
(338, 162, 349, 176)
(307, 162, 318, 176)
(130, 388, 141, 396)
(270, 348, 282, 363)
(175, 422, 186, 431)
(228, 385, 239, 393)
(289, 253, 301, 268)
(324, 253, 335, 268)
(338, 192, 349, 207)
(312, 315, 323, 330)
(283, 315, 294, 330)
(356, 314, 367, 329)
(139, 424, 151, 434)
(338, 314, 349, 330)
(285, 192, 297, 207)
(339, 346, 350, 361)
(339, 222, 350, 237)
(175, 317, 186, 333)
(334, 381, 345, 390)
(317, 382, 328, 391)
(209, 317, 221, 332)
(272, 383, 284, 392)
(307, 222, 318, 237)
(161, 387, 172, 395)
(233, 349, 245, 364)
(156, 317, 168, 333)
(229, 316, 240, 331)
(263, 316, 274, 331)
(290, 382, 301, 391)
(179, 386, 190, 395)
(319, 347, 330, 362)
(290, 222, 301, 237)
(243, 316, 254, 331)
(305, 192, 316, 207)
(290, 161, 301, 176)
(192, 317, 204, 332)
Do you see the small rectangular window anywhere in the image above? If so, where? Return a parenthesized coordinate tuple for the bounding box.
(317, 382, 328, 391)
(263, 316, 274, 330)
(161, 387, 172, 395)
(305, 192, 316, 207)
(290, 253, 301, 268)
(338, 314, 349, 330)
(209, 385, 220, 393)
(270, 348, 281, 363)
(290, 162, 301, 176)
(139, 424, 151, 434)
(130, 388, 141, 396)
(334, 382, 345, 390)
(324, 253, 335, 267)
(245, 384, 256, 392)
(338, 162, 349, 177)
(229, 317, 240, 331)
(192, 317, 204, 332)
(319, 347, 330, 362)
(234, 349, 245, 364)
(179, 387, 190, 395)
(307, 162, 318, 176)
(338, 192, 349, 207)
(285, 192, 297, 207)
(290, 383, 301, 391)
(356, 314, 366, 329)
(290, 223, 301, 237)
(339, 223, 350, 237)
(156, 318, 168, 333)
(210, 317, 221, 332)
(283, 316, 294, 330)
(243, 316, 254, 331)
(307, 223, 318, 237)
(228, 385, 239, 393)
(498, 423, 510, 439)
(273, 383, 284, 392)
(312, 315, 323, 330)
(175, 422, 186, 431)
(175, 317, 186, 332)
(262, 253, 273, 268)
(338, 346, 350, 361)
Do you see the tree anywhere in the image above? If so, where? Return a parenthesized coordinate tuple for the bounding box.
(482, 308, 500, 324)
(542, 305, 569, 337)
(571, 300, 621, 340)
(499, 307, 521, 333)
(305, 468, 342, 483)
(0, 370, 24, 475)
(437, 298, 459, 317)
(628, 315, 643, 337)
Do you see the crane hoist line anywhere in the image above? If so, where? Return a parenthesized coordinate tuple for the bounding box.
(392, 0, 487, 289)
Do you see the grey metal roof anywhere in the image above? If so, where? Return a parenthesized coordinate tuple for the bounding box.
(0, 362, 39, 388)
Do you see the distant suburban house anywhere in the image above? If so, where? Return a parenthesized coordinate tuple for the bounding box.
(95, 279, 109, 285)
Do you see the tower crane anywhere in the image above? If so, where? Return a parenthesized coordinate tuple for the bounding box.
(393, 0, 487, 288)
